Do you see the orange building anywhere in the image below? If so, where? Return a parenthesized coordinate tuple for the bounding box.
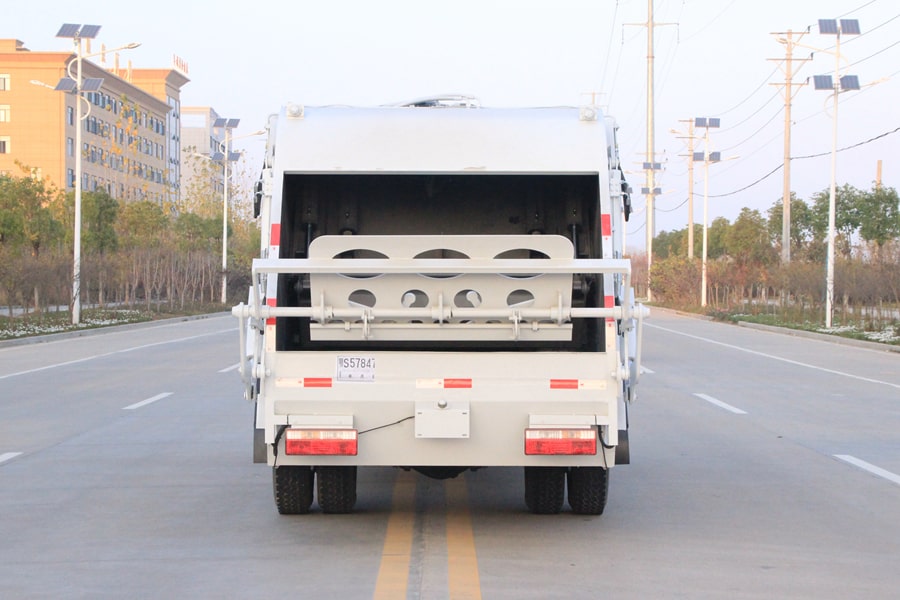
(0, 38, 188, 205)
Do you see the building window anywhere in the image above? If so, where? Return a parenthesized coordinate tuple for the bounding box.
(67, 169, 75, 188)
(0, 105, 9, 122)
(0, 74, 9, 91)
(67, 106, 74, 125)
(67, 137, 74, 157)
(0, 136, 9, 153)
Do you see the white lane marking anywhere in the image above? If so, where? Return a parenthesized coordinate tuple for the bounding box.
(641, 365, 655, 374)
(0, 452, 23, 465)
(834, 455, 900, 486)
(123, 392, 173, 411)
(693, 393, 747, 415)
(0, 329, 234, 381)
(218, 363, 240, 373)
(647, 323, 900, 390)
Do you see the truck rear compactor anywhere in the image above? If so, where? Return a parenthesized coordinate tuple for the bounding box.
(233, 96, 646, 515)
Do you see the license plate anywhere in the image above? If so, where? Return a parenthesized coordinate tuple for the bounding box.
(336, 356, 376, 382)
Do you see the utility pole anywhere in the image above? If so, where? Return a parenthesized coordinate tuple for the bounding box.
(627, 0, 675, 300)
(770, 29, 810, 263)
(674, 118, 697, 258)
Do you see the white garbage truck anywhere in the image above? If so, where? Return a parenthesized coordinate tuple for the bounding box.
(232, 96, 646, 515)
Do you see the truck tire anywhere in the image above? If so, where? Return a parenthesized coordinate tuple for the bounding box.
(273, 466, 314, 515)
(316, 466, 357, 514)
(523, 467, 566, 514)
(566, 467, 609, 515)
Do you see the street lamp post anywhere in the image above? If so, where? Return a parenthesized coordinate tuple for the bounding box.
(815, 18, 860, 329)
(194, 124, 263, 304)
(54, 24, 139, 324)
(212, 118, 240, 304)
(693, 118, 721, 308)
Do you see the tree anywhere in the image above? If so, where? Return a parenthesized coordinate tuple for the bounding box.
(81, 190, 120, 255)
(0, 164, 64, 257)
(857, 184, 900, 262)
(117, 200, 168, 249)
(707, 216, 730, 259)
(810, 184, 862, 258)
(727, 208, 775, 266)
(767, 194, 814, 259)
(652, 229, 686, 259)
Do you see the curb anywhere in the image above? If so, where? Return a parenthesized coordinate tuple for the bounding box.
(0, 311, 231, 349)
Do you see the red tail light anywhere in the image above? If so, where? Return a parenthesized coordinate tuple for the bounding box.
(285, 429, 358, 455)
(524, 428, 597, 455)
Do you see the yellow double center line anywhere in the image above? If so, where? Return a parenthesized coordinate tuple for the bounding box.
(373, 471, 482, 599)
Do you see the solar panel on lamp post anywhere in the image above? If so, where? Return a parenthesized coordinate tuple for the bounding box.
(815, 18, 860, 329)
(55, 24, 139, 324)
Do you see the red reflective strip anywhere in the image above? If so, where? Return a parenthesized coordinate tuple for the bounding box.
(284, 430, 358, 456)
(266, 297, 277, 326)
(550, 379, 579, 390)
(525, 437, 596, 455)
(270, 223, 281, 247)
(601, 214, 612, 237)
(304, 378, 333, 388)
(604, 295, 614, 308)
(443, 378, 472, 389)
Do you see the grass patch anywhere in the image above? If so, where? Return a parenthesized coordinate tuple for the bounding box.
(708, 309, 900, 346)
(0, 305, 224, 340)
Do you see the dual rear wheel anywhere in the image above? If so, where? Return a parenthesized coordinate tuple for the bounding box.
(523, 466, 608, 515)
(273, 466, 357, 514)
(274, 465, 606, 515)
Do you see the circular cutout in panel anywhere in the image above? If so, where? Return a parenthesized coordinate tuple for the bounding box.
(494, 249, 550, 260)
(348, 289, 376, 308)
(414, 249, 469, 259)
(495, 248, 547, 279)
(414, 248, 468, 279)
(401, 289, 429, 308)
(507, 289, 535, 308)
(335, 249, 388, 279)
(454, 289, 482, 308)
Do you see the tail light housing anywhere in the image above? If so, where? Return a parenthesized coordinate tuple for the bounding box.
(284, 429, 358, 455)
(525, 428, 597, 455)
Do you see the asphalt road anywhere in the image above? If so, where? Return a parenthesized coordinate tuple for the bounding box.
(1, 311, 898, 599)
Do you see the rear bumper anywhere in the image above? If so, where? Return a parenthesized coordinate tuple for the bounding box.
(258, 350, 622, 468)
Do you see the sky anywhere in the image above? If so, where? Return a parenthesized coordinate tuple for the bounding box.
(6, 0, 899, 252)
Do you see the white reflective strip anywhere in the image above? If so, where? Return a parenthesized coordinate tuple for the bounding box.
(578, 380, 607, 390)
(276, 378, 304, 388)
(265, 324, 276, 352)
(417, 379, 444, 389)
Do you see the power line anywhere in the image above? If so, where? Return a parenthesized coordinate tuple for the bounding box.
(599, 1, 621, 96)
(847, 37, 900, 69)
(706, 124, 900, 198)
(718, 90, 781, 135)
(714, 66, 780, 117)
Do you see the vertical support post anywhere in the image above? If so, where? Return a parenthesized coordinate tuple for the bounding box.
(825, 34, 840, 329)
(701, 126, 710, 308)
(644, 0, 655, 302)
(73, 38, 83, 324)
(222, 127, 230, 304)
